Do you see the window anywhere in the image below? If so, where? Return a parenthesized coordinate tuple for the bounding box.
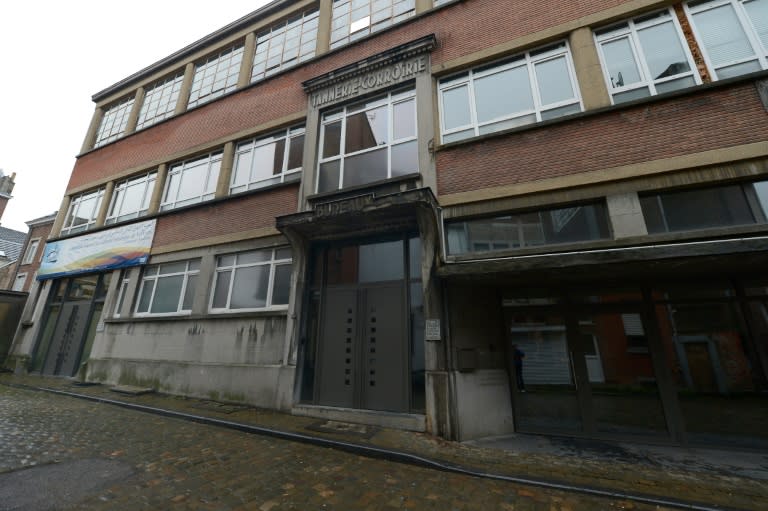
(136, 73, 183, 130)
(12, 273, 27, 292)
(438, 42, 582, 143)
(188, 44, 245, 108)
(330, 0, 415, 49)
(210, 248, 292, 311)
(113, 269, 131, 318)
(640, 179, 768, 233)
(106, 171, 157, 224)
(231, 127, 305, 194)
(317, 88, 417, 193)
(61, 187, 105, 236)
(252, 10, 319, 82)
(595, 9, 700, 104)
(135, 260, 199, 315)
(686, 0, 768, 79)
(446, 202, 611, 255)
(161, 151, 222, 211)
(22, 239, 40, 264)
(94, 96, 135, 148)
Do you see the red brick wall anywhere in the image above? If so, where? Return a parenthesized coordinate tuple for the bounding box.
(14, 221, 54, 293)
(152, 185, 299, 249)
(68, 0, 643, 191)
(437, 83, 768, 196)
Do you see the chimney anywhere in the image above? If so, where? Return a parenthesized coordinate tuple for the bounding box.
(0, 170, 16, 224)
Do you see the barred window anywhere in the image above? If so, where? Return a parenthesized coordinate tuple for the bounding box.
(95, 97, 135, 148)
(161, 152, 222, 211)
(252, 10, 319, 82)
(136, 73, 184, 129)
(210, 248, 292, 311)
(188, 44, 245, 108)
(231, 126, 304, 193)
(136, 260, 200, 316)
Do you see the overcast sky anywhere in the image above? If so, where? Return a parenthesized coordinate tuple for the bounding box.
(0, 0, 273, 234)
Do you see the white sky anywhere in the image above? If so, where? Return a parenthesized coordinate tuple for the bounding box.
(0, 0, 272, 234)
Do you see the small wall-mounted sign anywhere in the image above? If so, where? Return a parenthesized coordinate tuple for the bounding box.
(425, 319, 441, 341)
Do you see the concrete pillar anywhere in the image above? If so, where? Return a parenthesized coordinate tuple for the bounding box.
(119, 267, 142, 317)
(50, 195, 72, 237)
(606, 192, 648, 238)
(191, 254, 216, 315)
(95, 181, 115, 227)
(124, 87, 145, 135)
(316, 0, 333, 55)
(175, 62, 196, 115)
(216, 142, 236, 199)
(80, 108, 105, 153)
(238, 32, 257, 88)
(148, 164, 168, 214)
(569, 27, 611, 110)
(416, 71, 437, 194)
(415, 0, 432, 14)
(297, 106, 321, 211)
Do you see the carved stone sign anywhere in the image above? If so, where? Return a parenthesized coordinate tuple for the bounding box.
(310, 56, 428, 108)
(315, 194, 375, 217)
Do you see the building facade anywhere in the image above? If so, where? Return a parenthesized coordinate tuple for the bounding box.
(8, 0, 768, 448)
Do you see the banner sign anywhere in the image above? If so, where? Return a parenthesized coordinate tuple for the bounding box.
(38, 219, 156, 280)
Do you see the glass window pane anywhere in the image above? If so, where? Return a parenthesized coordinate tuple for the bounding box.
(534, 56, 575, 105)
(287, 134, 304, 170)
(744, 0, 768, 50)
(318, 160, 341, 193)
(474, 67, 534, 123)
(238, 250, 270, 264)
(693, 5, 755, 68)
(441, 85, 472, 131)
(272, 264, 292, 305)
(322, 121, 342, 158)
(182, 275, 197, 310)
(393, 99, 415, 140)
(345, 106, 388, 153)
(343, 147, 388, 187)
(637, 22, 691, 80)
(359, 240, 404, 282)
(644, 185, 756, 232)
(231, 266, 269, 308)
(754, 180, 768, 217)
(150, 276, 183, 313)
(212, 271, 232, 308)
(391, 140, 417, 177)
(601, 37, 642, 88)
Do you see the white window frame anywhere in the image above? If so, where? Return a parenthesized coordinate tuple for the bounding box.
(22, 238, 40, 265)
(317, 88, 417, 193)
(113, 269, 131, 318)
(12, 273, 27, 292)
(188, 44, 245, 108)
(251, 10, 319, 82)
(209, 248, 292, 313)
(438, 42, 583, 144)
(61, 187, 105, 236)
(685, 0, 768, 79)
(230, 126, 305, 194)
(95, 96, 136, 148)
(160, 151, 222, 211)
(106, 171, 157, 224)
(136, 73, 184, 130)
(134, 260, 200, 317)
(594, 8, 701, 103)
(330, 0, 415, 49)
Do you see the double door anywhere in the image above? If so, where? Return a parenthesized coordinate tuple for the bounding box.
(315, 283, 408, 412)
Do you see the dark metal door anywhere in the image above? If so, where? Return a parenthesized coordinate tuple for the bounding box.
(41, 302, 90, 376)
(315, 287, 358, 408)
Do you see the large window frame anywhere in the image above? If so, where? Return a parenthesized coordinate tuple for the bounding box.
(136, 73, 184, 130)
(188, 44, 245, 108)
(685, 0, 768, 79)
(160, 151, 222, 211)
(95, 97, 135, 148)
(231, 126, 305, 194)
(22, 238, 41, 265)
(252, 10, 319, 82)
(61, 187, 105, 236)
(135, 260, 200, 317)
(106, 171, 157, 225)
(438, 42, 582, 144)
(317, 88, 418, 193)
(330, 0, 415, 49)
(209, 248, 292, 313)
(595, 8, 701, 104)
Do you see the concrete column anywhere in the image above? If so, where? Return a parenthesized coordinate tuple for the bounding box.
(191, 254, 216, 315)
(148, 164, 168, 214)
(416, 71, 437, 194)
(316, 0, 333, 55)
(569, 27, 611, 110)
(606, 192, 648, 239)
(415, 0, 432, 14)
(124, 87, 145, 135)
(175, 62, 196, 115)
(215, 142, 236, 199)
(50, 196, 72, 237)
(80, 108, 105, 153)
(95, 181, 115, 227)
(119, 267, 142, 317)
(297, 105, 321, 211)
(238, 32, 257, 88)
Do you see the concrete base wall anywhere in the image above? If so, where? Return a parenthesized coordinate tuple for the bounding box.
(453, 369, 515, 441)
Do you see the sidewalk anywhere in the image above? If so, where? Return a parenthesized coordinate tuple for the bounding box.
(2, 373, 766, 511)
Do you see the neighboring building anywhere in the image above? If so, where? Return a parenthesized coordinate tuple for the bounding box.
(0, 171, 27, 290)
(11, 213, 57, 293)
(7, 0, 768, 449)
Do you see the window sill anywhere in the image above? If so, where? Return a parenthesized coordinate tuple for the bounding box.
(105, 309, 289, 324)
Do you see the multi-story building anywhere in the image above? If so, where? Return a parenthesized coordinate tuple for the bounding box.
(8, 0, 768, 448)
(11, 213, 56, 293)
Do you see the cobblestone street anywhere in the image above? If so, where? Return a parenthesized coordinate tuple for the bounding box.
(0, 384, 679, 511)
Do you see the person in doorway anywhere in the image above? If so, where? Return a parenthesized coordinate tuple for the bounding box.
(512, 344, 526, 392)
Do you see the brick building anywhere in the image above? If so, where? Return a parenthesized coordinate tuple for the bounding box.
(8, 0, 768, 448)
(11, 213, 57, 292)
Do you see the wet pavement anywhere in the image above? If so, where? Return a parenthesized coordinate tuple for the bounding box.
(0, 374, 766, 510)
